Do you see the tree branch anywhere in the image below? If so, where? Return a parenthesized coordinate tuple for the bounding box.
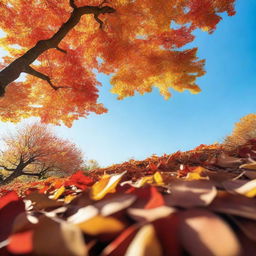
(0, 165, 16, 172)
(21, 172, 41, 177)
(0, 2, 116, 96)
(24, 66, 56, 90)
(56, 46, 67, 54)
(69, 0, 77, 9)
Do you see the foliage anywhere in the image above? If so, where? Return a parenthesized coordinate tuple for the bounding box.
(0, 0, 235, 126)
(224, 113, 256, 150)
(84, 159, 100, 171)
(0, 122, 83, 185)
(0, 154, 256, 255)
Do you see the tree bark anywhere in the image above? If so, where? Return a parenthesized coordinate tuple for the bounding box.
(0, 168, 23, 185)
(0, 2, 115, 96)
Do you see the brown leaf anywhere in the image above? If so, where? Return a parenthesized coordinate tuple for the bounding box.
(128, 206, 176, 222)
(25, 192, 63, 210)
(34, 216, 87, 256)
(179, 209, 241, 256)
(164, 180, 217, 208)
(209, 191, 256, 220)
(223, 179, 256, 198)
(230, 216, 256, 242)
(95, 193, 137, 216)
(216, 152, 243, 168)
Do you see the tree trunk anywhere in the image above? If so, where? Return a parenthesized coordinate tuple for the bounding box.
(0, 169, 23, 186)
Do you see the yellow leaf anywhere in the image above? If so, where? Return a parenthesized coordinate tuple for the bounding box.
(184, 172, 208, 181)
(51, 186, 65, 200)
(78, 216, 125, 235)
(64, 194, 77, 204)
(134, 176, 153, 188)
(240, 162, 256, 170)
(125, 224, 162, 256)
(91, 171, 126, 200)
(245, 187, 256, 198)
(153, 172, 164, 185)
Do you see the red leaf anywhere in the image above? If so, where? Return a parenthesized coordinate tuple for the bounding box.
(65, 171, 94, 190)
(0, 192, 25, 242)
(8, 230, 33, 254)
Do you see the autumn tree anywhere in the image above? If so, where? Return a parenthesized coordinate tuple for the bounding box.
(224, 113, 256, 150)
(0, 0, 235, 126)
(0, 123, 83, 185)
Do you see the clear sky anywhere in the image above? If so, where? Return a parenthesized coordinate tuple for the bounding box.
(0, 0, 256, 167)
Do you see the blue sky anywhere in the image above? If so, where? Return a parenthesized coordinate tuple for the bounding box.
(0, 0, 256, 167)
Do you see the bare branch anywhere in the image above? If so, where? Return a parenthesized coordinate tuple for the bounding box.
(0, 165, 16, 172)
(99, 0, 109, 7)
(69, 0, 77, 9)
(24, 66, 56, 90)
(24, 66, 70, 91)
(21, 172, 41, 177)
(94, 14, 104, 29)
(56, 46, 67, 54)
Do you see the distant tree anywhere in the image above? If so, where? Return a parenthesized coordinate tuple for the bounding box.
(0, 0, 235, 126)
(224, 114, 256, 150)
(0, 123, 83, 185)
(84, 159, 100, 171)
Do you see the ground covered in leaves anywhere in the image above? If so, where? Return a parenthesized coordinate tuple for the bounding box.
(0, 142, 256, 256)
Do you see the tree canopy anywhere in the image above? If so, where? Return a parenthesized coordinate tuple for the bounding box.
(0, 123, 83, 184)
(0, 0, 235, 126)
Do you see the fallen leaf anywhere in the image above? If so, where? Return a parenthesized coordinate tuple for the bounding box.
(240, 162, 256, 170)
(0, 192, 25, 242)
(67, 205, 99, 224)
(230, 216, 256, 242)
(179, 209, 241, 256)
(128, 206, 175, 222)
(209, 191, 256, 220)
(153, 172, 164, 185)
(50, 186, 66, 200)
(8, 230, 33, 254)
(184, 172, 208, 181)
(78, 215, 125, 236)
(125, 224, 162, 256)
(101, 225, 139, 256)
(25, 192, 63, 210)
(153, 215, 181, 256)
(95, 193, 137, 216)
(91, 171, 126, 200)
(164, 180, 217, 208)
(34, 216, 87, 256)
(223, 179, 256, 198)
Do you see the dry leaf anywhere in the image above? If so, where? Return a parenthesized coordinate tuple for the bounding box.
(153, 172, 164, 185)
(223, 179, 256, 198)
(240, 162, 256, 170)
(95, 194, 137, 216)
(91, 172, 126, 200)
(128, 206, 175, 222)
(50, 186, 66, 200)
(34, 216, 87, 256)
(78, 215, 125, 235)
(164, 180, 217, 208)
(230, 216, 256, 242)
(125, 224, 162, 256)
(209, 191, 256, 220)
(179, 209, 241, 256)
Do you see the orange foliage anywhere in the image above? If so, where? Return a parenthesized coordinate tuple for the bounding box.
(0, 123, 83, 184)
(0, 0, 235, 125)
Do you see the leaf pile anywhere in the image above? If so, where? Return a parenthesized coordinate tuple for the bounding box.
(0, 162, 256, 255)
